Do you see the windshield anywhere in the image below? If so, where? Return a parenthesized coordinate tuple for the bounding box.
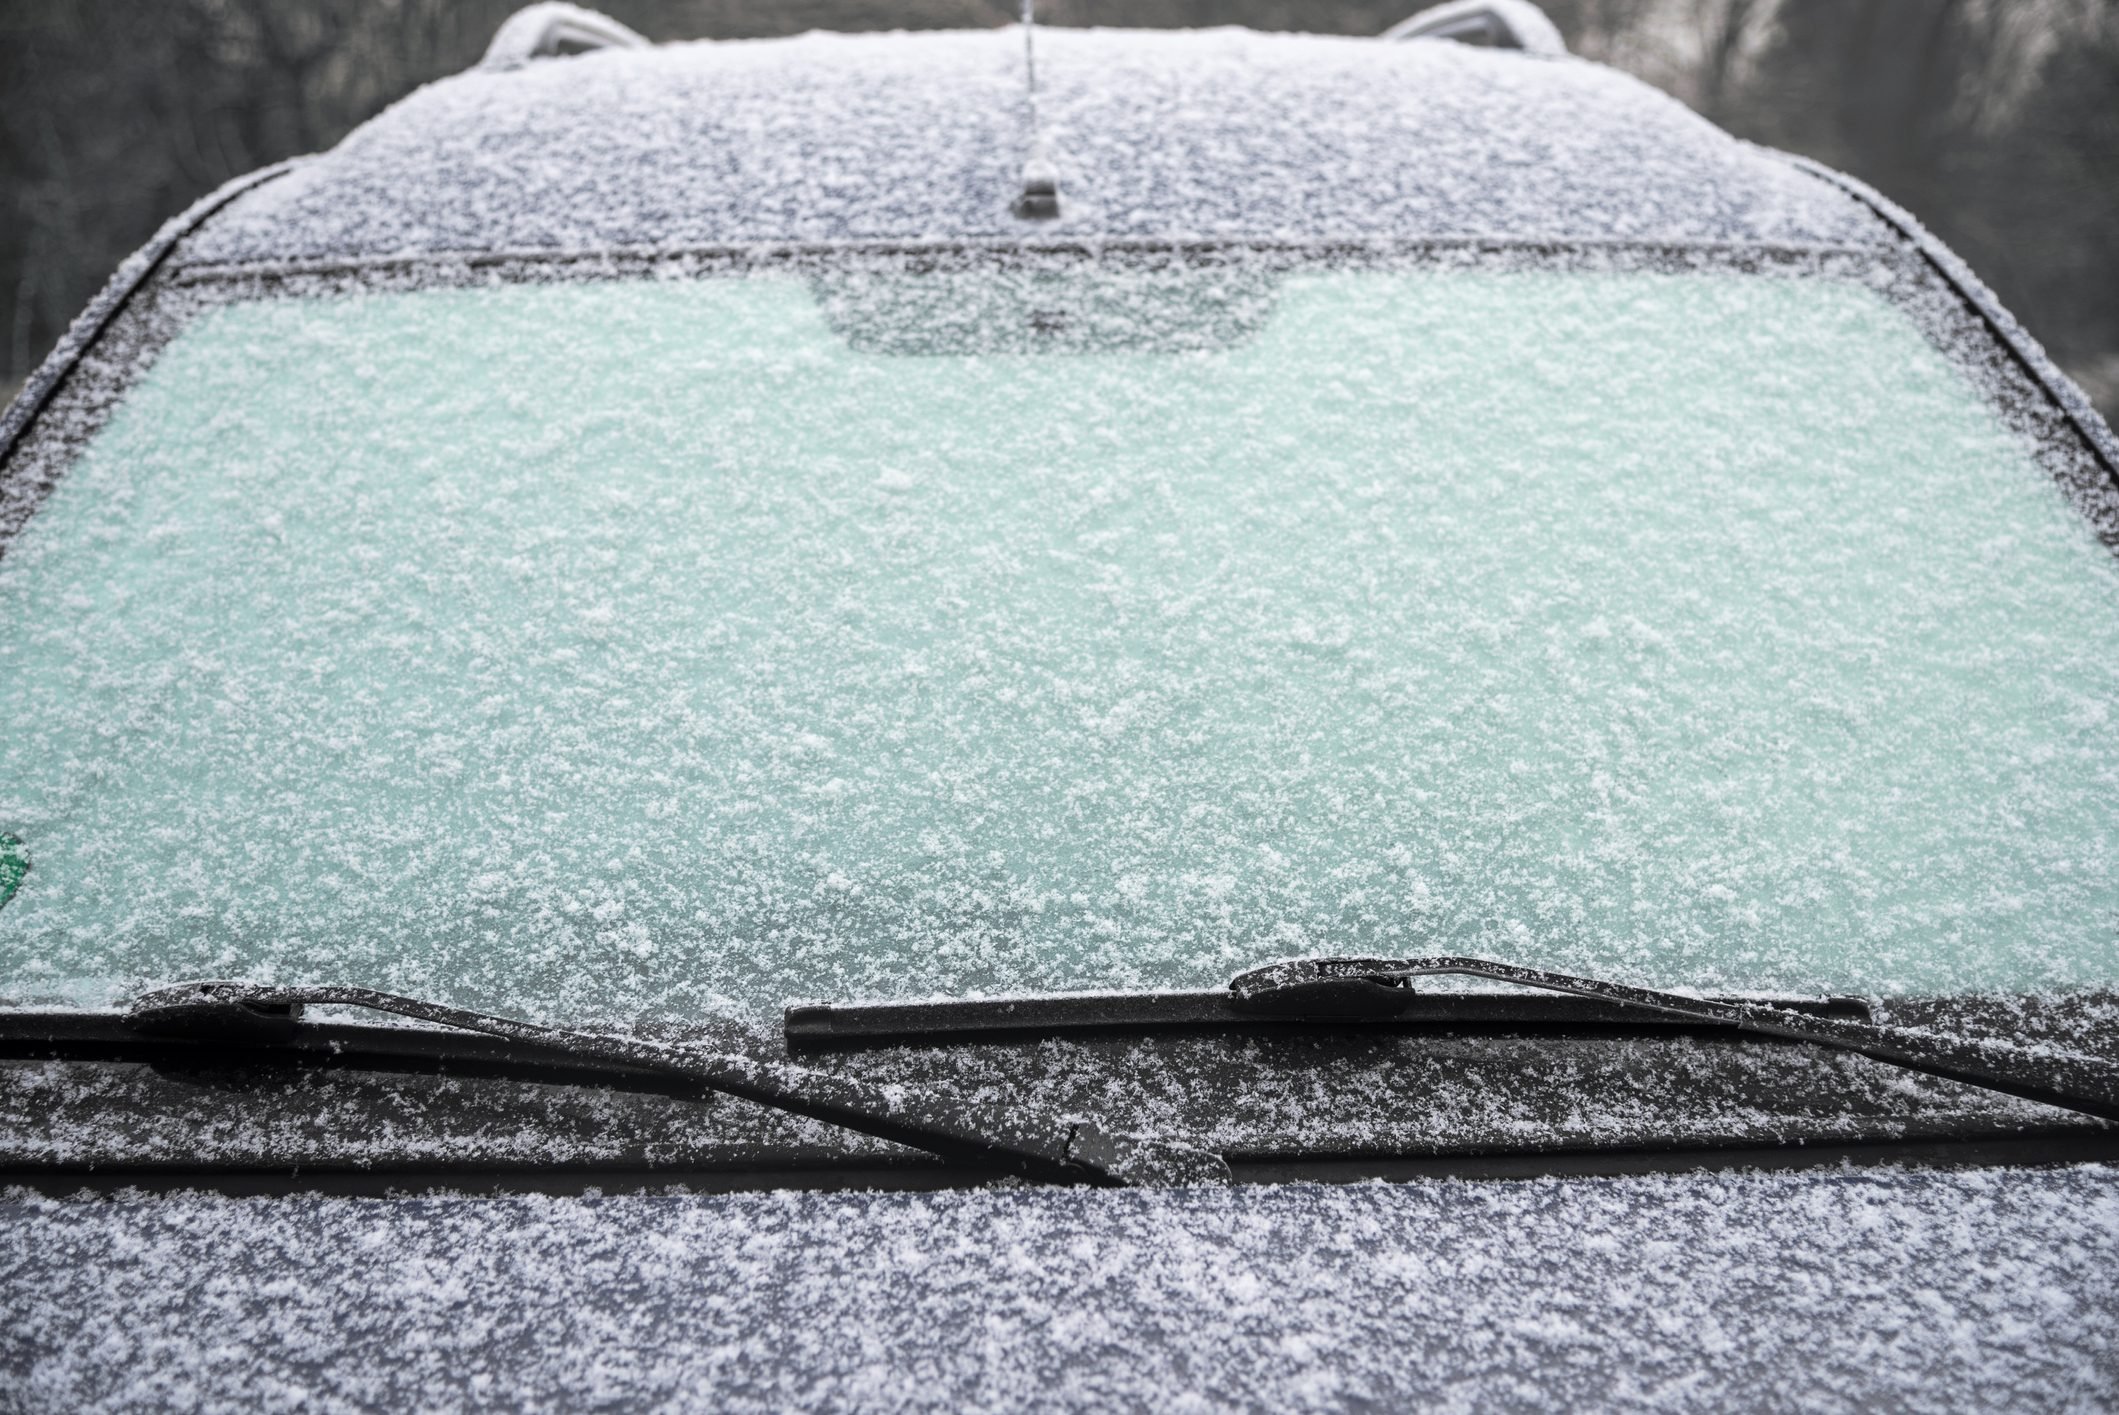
(4, 250, 2117, 1026)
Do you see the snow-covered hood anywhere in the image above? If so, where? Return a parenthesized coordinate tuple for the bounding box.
(5, 1164, 2114, 1410)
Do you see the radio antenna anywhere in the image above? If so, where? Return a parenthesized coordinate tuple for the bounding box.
(1012, 0, 1060, 219)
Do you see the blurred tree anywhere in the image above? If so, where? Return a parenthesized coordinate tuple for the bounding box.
(2, 0, 2115, 419)
(1724, 0, 2119, 412)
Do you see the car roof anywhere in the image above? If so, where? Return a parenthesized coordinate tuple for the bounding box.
(176, 25, 1887, 269)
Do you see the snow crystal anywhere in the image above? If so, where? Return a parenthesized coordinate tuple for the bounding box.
(4, 259, 2119, 1025)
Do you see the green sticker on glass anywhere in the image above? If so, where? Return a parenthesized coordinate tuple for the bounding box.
(0, 834, 25, 911)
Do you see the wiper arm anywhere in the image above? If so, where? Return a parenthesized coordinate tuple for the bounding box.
(115, 981, 1231, 1188)
(1237, 957, 2119, 1124)
(791, 955, 2119, 1127)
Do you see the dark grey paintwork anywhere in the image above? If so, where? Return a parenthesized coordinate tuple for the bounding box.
(5, 1167, 2116, 1410)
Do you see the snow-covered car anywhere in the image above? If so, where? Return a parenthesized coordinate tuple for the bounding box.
(4, 3, 2117, 1407)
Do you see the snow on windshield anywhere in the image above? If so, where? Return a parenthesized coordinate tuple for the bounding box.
(3, 261, 2117, 1023)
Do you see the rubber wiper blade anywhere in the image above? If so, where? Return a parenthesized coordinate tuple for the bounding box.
(1231, 956, 2119, 1125)
(786, 954, 2119, 1127)
(785, 976, 1871, 1042)
(122, 981, 1230, 1188)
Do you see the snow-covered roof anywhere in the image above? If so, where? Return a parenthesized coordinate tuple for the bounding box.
(178, 26, 1886, 267)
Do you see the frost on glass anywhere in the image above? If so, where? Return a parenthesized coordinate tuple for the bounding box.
(3, 268, 2118, 1023)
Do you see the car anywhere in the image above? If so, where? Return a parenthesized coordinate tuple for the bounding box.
(3, 2, 2117, 1407)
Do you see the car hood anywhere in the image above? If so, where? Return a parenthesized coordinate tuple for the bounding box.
(5, 1164, 2113, 1410)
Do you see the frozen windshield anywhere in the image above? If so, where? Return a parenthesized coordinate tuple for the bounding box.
(3, 262, 2117, 1023)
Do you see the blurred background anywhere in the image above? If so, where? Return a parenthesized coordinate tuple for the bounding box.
(2, 0, 2115, 420)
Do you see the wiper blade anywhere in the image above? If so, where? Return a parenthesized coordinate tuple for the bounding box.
(113, 981, 1230, 1188)
(787, 976, 1871, 1041)
(791, 955, 2119, 1127)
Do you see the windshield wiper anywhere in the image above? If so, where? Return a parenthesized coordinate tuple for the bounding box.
(100, 981, 1231, 1188)
(788, 972, 1872, 1039)
(789, 955, 2119, 1127)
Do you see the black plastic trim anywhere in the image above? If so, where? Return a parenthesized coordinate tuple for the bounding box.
(1227, 1129, 2119, 1186)
(9, 1129, 2115, 1199)
(161, 235, 1883, 288)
